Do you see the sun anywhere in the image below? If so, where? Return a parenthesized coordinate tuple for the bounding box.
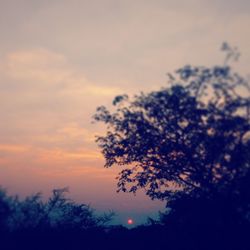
(127, 218, 134, 225)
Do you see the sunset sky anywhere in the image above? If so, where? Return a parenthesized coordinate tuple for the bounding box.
(0, 0, 250, 225)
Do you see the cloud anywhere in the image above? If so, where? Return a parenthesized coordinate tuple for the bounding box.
(2, 48, 123, 93)
(0, 48, 121, 182)
(0, 144, 30, 153)
(37, 147, 102, 163)
(0, 48, 123, 113)
(0, 142, 106, 182)
(5, 48, 69, 82)
(56, 123, 95, 142)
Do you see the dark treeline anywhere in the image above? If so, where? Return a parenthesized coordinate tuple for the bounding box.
(0, 185, 250, 250)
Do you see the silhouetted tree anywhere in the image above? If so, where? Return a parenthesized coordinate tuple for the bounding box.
(0, 187, 113, 232)
(94, 44, 250, 249)
(0, 188, 11, 231)
(94, 45, 250, 203)
(0, 187, 115, 250)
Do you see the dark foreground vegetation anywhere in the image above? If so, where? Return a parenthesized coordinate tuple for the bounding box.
(0, 187, 250, 250)
(0, 186, 250, 250)
(1, 44, 250, 249)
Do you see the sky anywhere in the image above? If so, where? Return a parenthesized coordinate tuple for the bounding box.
(0, 0, 250, 226)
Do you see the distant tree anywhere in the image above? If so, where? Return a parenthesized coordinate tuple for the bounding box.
(0, 187, 113, 232)
(0, 187, 115, 250)
(94, 44, 250, 203)
(0, 188, 11, 231)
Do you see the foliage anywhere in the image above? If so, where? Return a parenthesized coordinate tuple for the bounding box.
(94, 53, 250, 202)
(0, 187, 113, 232)
(0, 187, 11, 231)
(93, 46, 250, 249)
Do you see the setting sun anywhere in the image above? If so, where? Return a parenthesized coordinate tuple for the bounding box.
(127, 218, 134, 225)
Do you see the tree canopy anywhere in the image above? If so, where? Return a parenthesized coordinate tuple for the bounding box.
(94, 49, 250, 203)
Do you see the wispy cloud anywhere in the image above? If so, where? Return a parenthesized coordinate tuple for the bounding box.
(0, 144, 30, 153)
(0, 48, 121, 188)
